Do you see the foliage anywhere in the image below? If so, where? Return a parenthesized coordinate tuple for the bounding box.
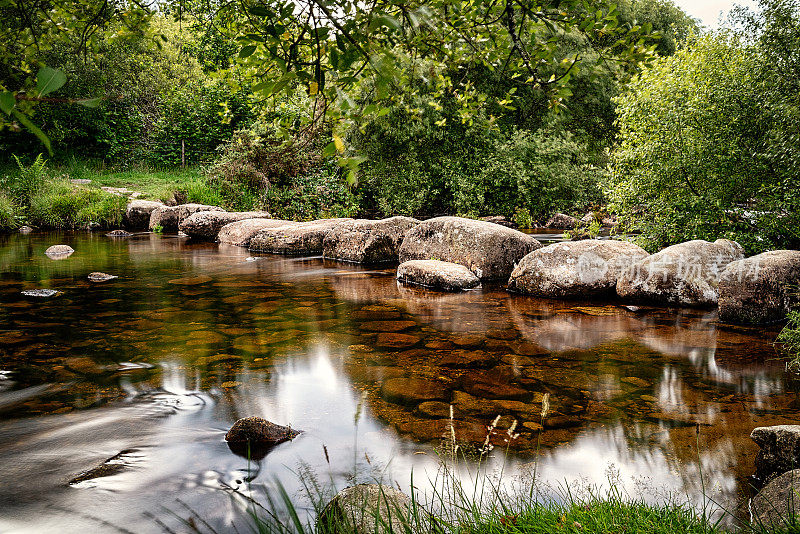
(466, 128, 603, 221)
(2, 17, 254, 165)
(609, 32, 800, 253)
(0, 193, 16, 231)
(4, 153, 48, 207)
(778, 310, 800, 371)
(0, 0, 154, 149)
(190, 0, 658, 156)
(27, 179, 126, 229)
(617, 0, 699, 56)
(260, 163, 359, 220)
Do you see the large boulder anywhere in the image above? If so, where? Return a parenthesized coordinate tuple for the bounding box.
(124, 200, 164, 231)
(178, 210, 271, 241)
(751, 469, 800, 529)
(148, 204, 224, 232)
(508, 240, 649, 297)
(545, 213, 578, 229)
(718, 250, 800, 324)
(323, 216, 420, 264)
(397, 259, 480, 291)
(218, 218, 296, 247)
(751, 425, 800, 483)
(249, 219, 345, 255)
(398, 216, 541, 280)
(616, 239, 744, 307)
(318, 484, 411, 534)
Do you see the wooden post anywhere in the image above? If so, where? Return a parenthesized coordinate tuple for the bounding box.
(181, 140, 185, 168)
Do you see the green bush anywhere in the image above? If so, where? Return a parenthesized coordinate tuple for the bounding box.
(610, 33, 799, 253)
(778, 310, 800, 370)
(27, 180, 126, 229)
(2, 154, 49, 208)
(260, 163, 359, 220)
(0, 194, 16, 231)
(352, 96, 500, 217)
(459, 128, 604, 221)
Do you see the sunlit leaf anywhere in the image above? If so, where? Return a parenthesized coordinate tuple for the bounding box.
(36, 66, 66, 97)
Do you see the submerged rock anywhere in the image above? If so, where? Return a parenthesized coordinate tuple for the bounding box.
(249, 220, 343, 255)
(397, 259, 480, 291)
(178, 210, 272, 241)
(751, 469, 800, 528)
(508, 240, 649, 297)
(381, 377, 448, 405)
(718, 250, 800, 324)
(318, 484, 411, 534)
(398, 216, 541, 280)
(616, 239, 744, 307)
(225, 417, 301, 449)
(545, 213, 578, 229)
(105, 229, 132, 237)
(88, 272, 118, 283)
(218, 218, 296, 247)
(124, 200, 164, 231)
(751, 425, 800, 483)
(21, 289, 60, 298)
(44, 244, 74, 258)
(323, 216, 419, 264)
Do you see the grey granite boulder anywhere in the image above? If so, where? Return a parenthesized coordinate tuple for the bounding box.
(148, 203, 224, 232)
(397, 259, 480, 291)
(508, 240, 649, 297)
(751, 468, 800, 529)
(718, 250, 800, 324)
(323, 216, 420, 264)
(218, 218, 297, 247)
(752, 425, 800, 483)
(318, 484, 411, 534)
(249, 219, 345, 255)
(398, 216, 541, 280)
(123, 200, 164, 231)
(178, 210, 271, 241)
(616, 239, 744, 307)
(545, 213, 578, 229)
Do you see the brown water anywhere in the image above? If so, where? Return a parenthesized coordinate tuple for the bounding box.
(0, 232, 796, 533)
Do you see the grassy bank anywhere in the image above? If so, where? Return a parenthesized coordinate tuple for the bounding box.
(0, 157, 226, 231)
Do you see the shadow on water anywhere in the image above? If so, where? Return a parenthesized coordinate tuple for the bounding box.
(0, 232, 795, 532)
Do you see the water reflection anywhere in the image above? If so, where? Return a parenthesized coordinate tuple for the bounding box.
(0, 232, 795, 533)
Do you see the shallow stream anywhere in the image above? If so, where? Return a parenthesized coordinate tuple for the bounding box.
(0, 232, 795, 533)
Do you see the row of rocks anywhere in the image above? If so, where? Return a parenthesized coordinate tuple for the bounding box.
(124, 201, 799, 324)
(508, 238, 800, 324)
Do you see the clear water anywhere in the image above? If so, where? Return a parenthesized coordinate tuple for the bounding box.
(0, 232, 794, 533)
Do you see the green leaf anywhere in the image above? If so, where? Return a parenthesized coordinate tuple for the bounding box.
(76, 97, 103, 108)
(12, 109, 51, 155)
(0, 91, 15, 114)
(36, 66, 67, 97)
(239, 45, 257, 58)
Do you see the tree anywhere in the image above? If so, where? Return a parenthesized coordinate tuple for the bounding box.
(0, 0, 156, 152)
(610, 31, 800, 253)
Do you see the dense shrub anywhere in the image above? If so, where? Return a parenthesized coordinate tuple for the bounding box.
(459, 128, 604, 221)
(0, 18, 253, 166)
(610, 33, 799, 253)
(27, 180, 126, 229)
(260, 163, 359, 220)
(0, 194, 16, 231)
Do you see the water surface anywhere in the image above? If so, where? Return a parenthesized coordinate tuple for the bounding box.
(0, 232, 794, 533)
